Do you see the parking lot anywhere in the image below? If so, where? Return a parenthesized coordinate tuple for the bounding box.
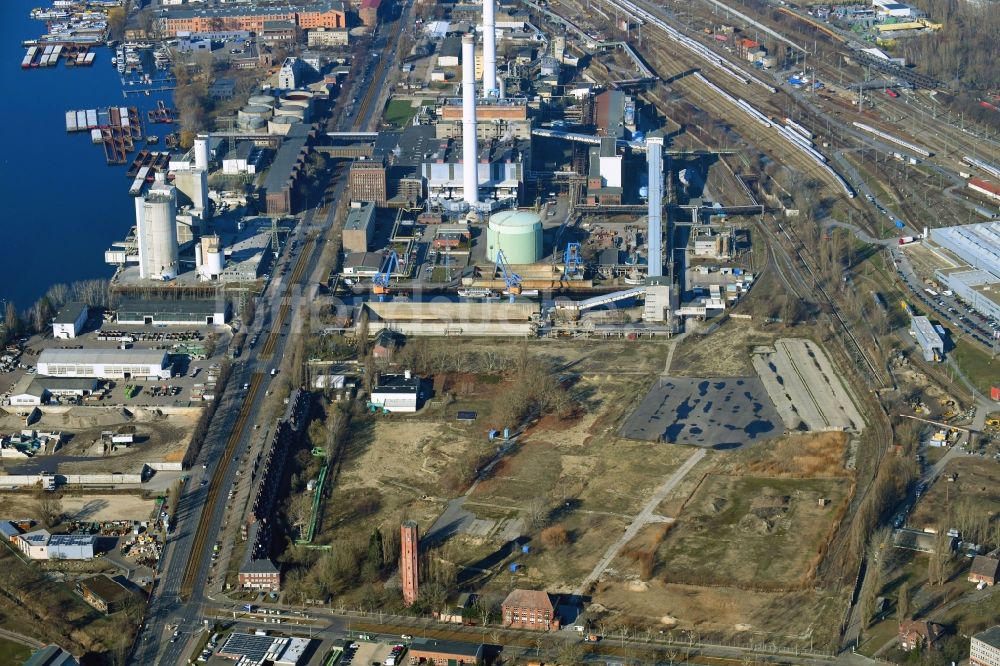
(895, 246, 1000, 350)
(619, 376, 783, 449)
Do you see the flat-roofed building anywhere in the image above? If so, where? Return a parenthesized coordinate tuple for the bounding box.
(926, 222, 1000, 321)
(370, 373, 419, 413)
(37, 349, 171, 380)
(76, 575, 137, 614)
(408, 640, 483, 666)
(15, 530, 97, 560)
(116, 298, 228, 326)
(909, 316, 944, 362)
(343, 202, 376, 253)
(159, 2, 345, 37)
(349, 159, 388, 205)
(971, 626, 1000, 666)
(307, 27, 349, 47)
(52, 302, 89, 339)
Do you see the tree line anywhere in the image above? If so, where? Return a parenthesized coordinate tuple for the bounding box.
(3, 279, 110, 344)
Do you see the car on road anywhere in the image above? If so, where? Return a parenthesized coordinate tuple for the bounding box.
(401, 634, 412, 640)
(243, 382, 250, 391)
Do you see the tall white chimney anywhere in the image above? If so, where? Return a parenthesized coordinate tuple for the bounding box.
(483, 0, 497, 96)
(462, 34, 479, 206)
(194, 134, 209, 171)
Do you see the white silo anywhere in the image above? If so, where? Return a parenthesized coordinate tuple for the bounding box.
(198, 235, 225, 279)
(462, 34, 479, 206)
(137, 174, 179, 280)
(194, 134, 209, 171)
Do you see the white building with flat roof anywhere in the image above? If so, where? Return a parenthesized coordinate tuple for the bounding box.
(52, 302, 89, 339)
(910, 315, 944, 362)
(928, 222, 1000, 321)
(37, 349, 171, 380)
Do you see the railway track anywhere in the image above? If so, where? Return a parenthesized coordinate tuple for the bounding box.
(260, 238, 315, 359)
(179, 372, 264, 600)
(352, 15, 404, 131)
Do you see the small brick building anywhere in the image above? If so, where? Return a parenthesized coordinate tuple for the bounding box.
(899, 620, 941, 652)
(408, 640, 483, 666)
(501, 589, 559, 631)
(969, 554, 1000, 587)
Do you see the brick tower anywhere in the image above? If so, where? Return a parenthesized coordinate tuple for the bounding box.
(400, 521, 419, 606)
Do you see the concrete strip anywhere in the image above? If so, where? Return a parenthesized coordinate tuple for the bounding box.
(573, 447, 707, 595)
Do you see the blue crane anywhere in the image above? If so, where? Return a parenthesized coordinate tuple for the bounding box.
(372, 250, 399, 302)
(495, 249, 522, 303)
(563, 242, 582, 279)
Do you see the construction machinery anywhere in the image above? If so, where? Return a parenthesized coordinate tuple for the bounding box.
(562, 242, 583, 280)
(372, 250, 399, 302)
(495, 249, 522, 302)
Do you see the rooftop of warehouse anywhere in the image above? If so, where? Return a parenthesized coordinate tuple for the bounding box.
(79, 575, 134, 604)
(53, 301, 88, 325)
(37, 348, 168, 365)
(117, 298, 225, 315)
(373, 373, 419, 393)
(164, 1, 345, 19)
(410, 639, 484, 657)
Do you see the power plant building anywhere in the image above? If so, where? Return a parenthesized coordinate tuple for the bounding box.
(37, 348, 172, 380)
(486, 210, 543, 264)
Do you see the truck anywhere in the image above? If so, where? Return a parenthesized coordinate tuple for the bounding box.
(898, 236, 915, 245)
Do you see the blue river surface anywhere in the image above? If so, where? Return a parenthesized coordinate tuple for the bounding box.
(0, 0, 172, 309)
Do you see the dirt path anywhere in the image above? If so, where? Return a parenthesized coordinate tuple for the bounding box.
(573, 447, 707, 595)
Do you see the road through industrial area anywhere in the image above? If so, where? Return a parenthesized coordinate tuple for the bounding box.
(128, 4, 414, 661)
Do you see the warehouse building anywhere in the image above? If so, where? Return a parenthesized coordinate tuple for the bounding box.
(52, 302, 89, 339)
(37, 349, 171, 380)
(15, 530, 97, 560)
(926, 223, 1000, 321)
(408, 640, 483, 666)
(343, 202, 376, 252)
(116, 298, 228, 326)
(218, 633, 310, 666)
(9, 376, 99, 406)
(370, 372, 420, 413)
(909, 316, 944, 362)
(76, 575, 137, 614)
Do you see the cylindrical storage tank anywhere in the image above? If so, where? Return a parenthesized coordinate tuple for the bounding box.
(486, 210, 543, 264)
(276, 104, 305, 120)
(204, 250, 224, 276)
(268, 116, 298, 134)
(141, 195, 179, 280)
(239, 104, 274, 123)
(278, 98, 311, 109)
(194, 134, 209, 171)
(281, 90, 314, 101)
(238, 115, 266, 131)
(248, 94, 276, 108)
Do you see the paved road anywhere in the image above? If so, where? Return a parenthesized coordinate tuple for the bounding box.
(574, 447, 707, 595)
(0, 626, 43, 650)
(130, 3, 417, 663)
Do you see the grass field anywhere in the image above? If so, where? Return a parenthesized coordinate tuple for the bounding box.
(909, 457, 1000, 530)
(655, 475, 851, 588)
(0, 637, 33, 664)
(382, 99, 420, 127)
(951, 338, 1000, 397)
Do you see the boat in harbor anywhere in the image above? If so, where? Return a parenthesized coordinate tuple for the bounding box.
(146, 135, 159, 145)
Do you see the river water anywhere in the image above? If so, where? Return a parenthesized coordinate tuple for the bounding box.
(0, 0, 172, 309)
